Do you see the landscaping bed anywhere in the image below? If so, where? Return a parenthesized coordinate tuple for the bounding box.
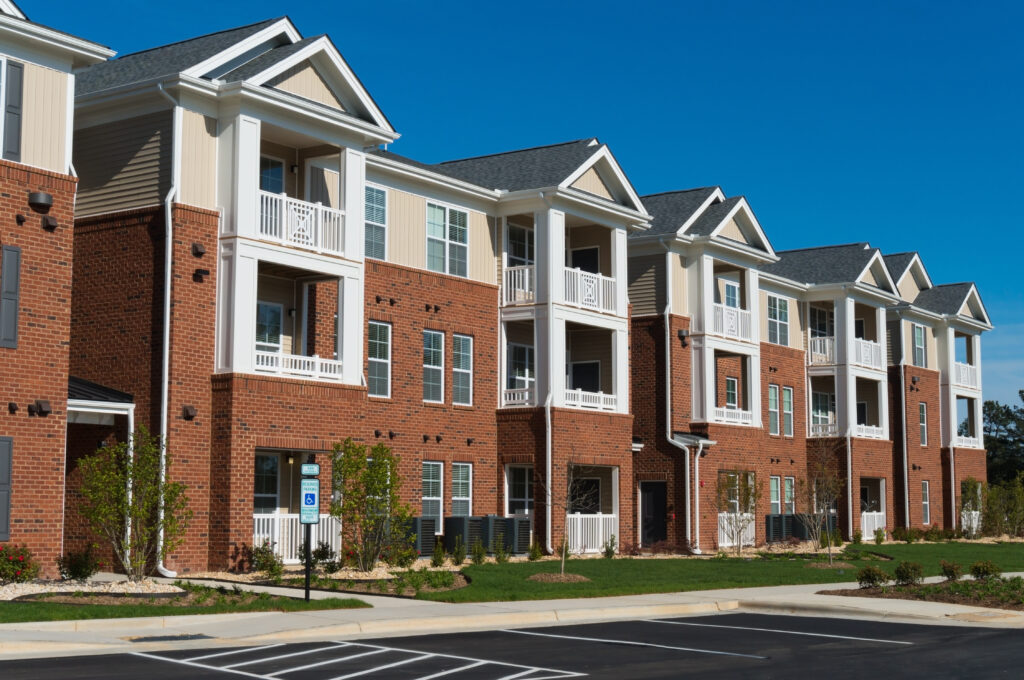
(828, 576, 1024, 611)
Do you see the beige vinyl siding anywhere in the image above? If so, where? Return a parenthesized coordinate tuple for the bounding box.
(627, 254, 664, 317)
(760, 290, 802, 349)
(570, 167, 613, 200)
(887, 319, 902, 365)
(904, 320, 939, 369)
(470, 213, 497, 284)
(20, 63, 68, 173)
(897, 273, 921, 302)
(179, 110, 217, 210)
(74, 111, 172, 216)
(257, 274, 297, 353)
(671, 253, 686, 315)
(268, 60, 344, 111)
(506, 321, 533, 347)
(858, 262, 889, 290)
(569, 329, 613, 393)
(567, 225, 611, 276)
(307, 166, 340, 208)
(718, 217, 745, 243)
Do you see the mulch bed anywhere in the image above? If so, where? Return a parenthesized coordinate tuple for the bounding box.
(527, 573, 591, 583)
(804, 561, 855, 569)
(15, 591, 243, 607)
(825, 585, 1024, 612)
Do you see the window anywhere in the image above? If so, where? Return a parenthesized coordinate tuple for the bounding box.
(854, 318, 865, 340)
(423, 330, 444, 402)
(722, 279, 740, 308)
(368, 321, 391, 398)
(912, 324, 927, 368)
(857, 401, 868, 426)
(1, 60, 23, 163)
(0, 245, 21, 349)
(725, 377, 738, 409)
(784, 477, 795, 514)
(452, 463, 472, 517)
(507, 224, 534, 266)
(254, 454, 279, 514)
(422, 462, 442, 531)
(507, 344, 535, 391)
(767, 295, 789, 346)
(809, 307, 834, 338)
(259, 156, 284, 194)
(427, 203, 468, 277)
(255, 302, 283, 353)
(812, 392, 835, 426)
(364, 186, 387, 260)
(769, 476, 781, 514)
(507, 466, 534, 515)
(453, 334, 473, 406)
(721, 471, 755, 513)
(768, 385, 780, 435)
(919, 402, 928, 446)
(782, 387, 794, 437)
(922, 480, 930, 525)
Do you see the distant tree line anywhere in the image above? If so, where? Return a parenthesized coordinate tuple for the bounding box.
(985, 391, 1024, 484)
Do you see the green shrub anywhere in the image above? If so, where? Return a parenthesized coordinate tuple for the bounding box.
(874, 528, 886, 545)
(470, 539, 487, 565)
(894, 561, 924, 586)
(527, 541, 543, 561)
(970, 560, 1001, 580)
(56, 545, 102, 581)
(405, 569, 426, 594)
(940, 560, 963, 581)
(892, 527, 907, 542)
(424, 569, 455, 589)
(430, 546, 446, 568)
(852, 530, 862, 545)
(250, 539, 283, 579)
(602, 535, 617, 559)
(450, 535, 466, 566)
(494, 540, 510, 564)
(821, 528, 843, 548)
(322, 559, 341, 574)
(0, 544, 40, 584)
(857, 565, 888, 589)
(924, 524, 944, 542)
(385, 542, 417, 569)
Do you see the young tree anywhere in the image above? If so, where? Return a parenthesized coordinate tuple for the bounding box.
(796, 439, 844, 564)
(959, 476, 984, 538)
(330, 438, 414, 572)
(535, 462, 604, 575)
(714, 470, 760, 555)
(77, 426, 192, 581)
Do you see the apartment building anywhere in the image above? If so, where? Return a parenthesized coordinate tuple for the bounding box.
(0, 0, 111, 571)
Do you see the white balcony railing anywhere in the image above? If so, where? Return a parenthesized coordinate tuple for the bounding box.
(954, 362, 980, 389)
(566, 513, 618, 554)
(809, 422, 840, 437)
(563, 267, 616, 313)
(253, 513, 342, 565)
(254, 349, 343, 382)
(564, 388, 617, 411)
(503, 265, 535, 305)
(712, 407, 754, 425)
(852, 338, 884, 370)
(808, 336, 835, 365)
(711, 303, 753, 342)
(502, 387, 536, 407)
(860, 511, 886, 537)
(717, 512, 755, 548)
(258, 190, 345, 255)
(955, 435, 983, 449)
(855, 423, 885, 439)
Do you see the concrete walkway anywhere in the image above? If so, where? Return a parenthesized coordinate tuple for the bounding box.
(2, 572, 1023, 661)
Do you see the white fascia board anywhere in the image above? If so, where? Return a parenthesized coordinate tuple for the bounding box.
(959, 284, 992, 327)
(854, 250, 898, 294)
(758, 270, 809, 295)
(690, 234, 779, 265)
(559, 144, 646, 214)
(554, 187, 650, 230)
(0, 0, 26, 20)
(707, 196, 776, 258)
(0, 16, 114, 65)
(893, 303, 942, 325)
(945, 313, 992, 334)
(365, 153, 499, 202)
(894, 253, 933, 291)
(182, 18, 300, 81)
(676, 187, 725, 236)
(67, 399, 135, 415)
(497, 187, 649, 230)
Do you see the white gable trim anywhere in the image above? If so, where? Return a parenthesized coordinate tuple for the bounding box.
(558, 144, 645, 214)
(0, 0, 25, 19)
(958, 284, 991, 326)
(707, 197, 776, 258)
(854, 250, 897, 294)
(676, 187, 725, 236)
(183, 18, 301, 81)
(893, 253, 933, 291)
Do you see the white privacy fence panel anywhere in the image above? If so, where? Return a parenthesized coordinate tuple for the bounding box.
(712, 303, 752, 342)
(860, 511, 886, 537)
(258, 190, 345, 255)
(717, 512, 755, 548)
(566, 513, 617, 554)
(253, 513, 342, 565)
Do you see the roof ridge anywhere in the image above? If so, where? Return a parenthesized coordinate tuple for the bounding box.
(885, 251, 917, 257)
(641, 187, 717, 199)
(776, 242, 870, 254)
(111, 16, 285, 61)
(929, 281, 973, 289)
(436, 138, 597, 166)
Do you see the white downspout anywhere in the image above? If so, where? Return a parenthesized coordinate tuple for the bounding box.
(950, 446, 957, 531)
(845, 432, 854, 540)
(544, 393, 554, 554)
(693, 441, 705, 553)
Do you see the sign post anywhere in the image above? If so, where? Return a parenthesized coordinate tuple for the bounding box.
(299, 471, 321, 603)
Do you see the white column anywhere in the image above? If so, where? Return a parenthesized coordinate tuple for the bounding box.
(702, 344, 715, 422)
(611, 227, 628, 316)
(498, 321, 508, 407)
(878, 379, 889, 440)
(232, 252, 258, 374)
(234, 115, 261, 240)
(837, 298, 856, 434)
(748, 352, 762, 427)
(745, 268, 760, 344)
(342, 148, 366, 261)
(340, 275, 363, 385)
(612, 327, 629, 414)
(549, 315, 567, 407)
(535, 208, 565, 305)
(875, 305, 886, 359)
(700, 255, 714, 334)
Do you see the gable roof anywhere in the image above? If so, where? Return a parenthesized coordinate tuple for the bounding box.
(76, 18, 282, 96)
(637, 188, 720, 236)
(68, 376, 133, 403)
(220, 35, 321, 82)
(883, 252, 916, 283)
(432, 139, 603, 192)
(912, 282, 990, 323)
(686, 196, 743, 237)
(763, 242, 880, 285)
(0, 0, 25, 19)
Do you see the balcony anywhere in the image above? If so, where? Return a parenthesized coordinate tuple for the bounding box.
(954, 362, 980, 389)
(503, 265, 535, 305)
(563, 267, 616, 313)
(255, 349, 343, 381)
(852, 338, 884, 370)
(712, 407, 754, 426)
(711, 303, 752, 342)
(955, 435, 983, 449)
(566, 513, 618, 554)
(253, 513, 341, 565)
(809, 422, 840, 437)
(808, 337, 835, 365)
(855, 423, 885, 439)
(564, 388, 617, 411)
(502, 387, 536, 407)
(258, 190, 345, 255)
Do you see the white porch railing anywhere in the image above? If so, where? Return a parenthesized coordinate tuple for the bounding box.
(713, 407, 754, 425)
(809, 422, 840, 437)
(253, 513, 342, 565)
(563, 267, 616, 313)
(711, 303, 753, 342)
(852, 338, 884, 370)
(255, 349, 343, 382)
(961, 510, 982, 536)
(503, 265, 535, 305)
(860, 511, 886, 537)
(808, 336, 835, 365)
(954, 362, 980, 389)
(717, 512, 755, 548)
(566, 513, 617, 553)
(502, 387, 536, 407)
(955, 435, 982, 449)
(855, 423, 885, 439)
(258, 190, 345, 255)
(564, 388, 617, 411)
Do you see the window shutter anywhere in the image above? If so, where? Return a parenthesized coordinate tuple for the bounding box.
(3, 61, 22, 162)
(0, 245, 21, 348)
(0, 437, 11, 541)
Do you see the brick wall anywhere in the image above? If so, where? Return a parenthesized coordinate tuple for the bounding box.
(898, 365, 946, 529)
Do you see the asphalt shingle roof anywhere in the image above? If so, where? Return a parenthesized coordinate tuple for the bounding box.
(221, 35, 321, 82)
(686, 196, 743, 237)
(763, 242, 877, 285)
(431, 139, 602, 192)
(68, 376, 133, 403)
(76, 18, 282, 96)
(883, 252, 917, 283)
(636, 188, 718, 236)
(913, 283, 974, 316)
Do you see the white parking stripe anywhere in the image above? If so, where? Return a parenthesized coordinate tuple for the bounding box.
(266, 648, 387, 676)
(226, 643, 350, 668)
(500, 628, 767, 660)
(132, 652, 268, 679)
(187, 644, 286, 662)
(412, 661, 486, 679)
(642, 619, 914, 645)
(341, 641, 584, 677)
(325, 653, 431, 680)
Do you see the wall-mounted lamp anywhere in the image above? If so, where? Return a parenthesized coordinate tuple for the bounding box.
(290, 164, 299, 175)
(389, 430, 397, 439)
(41, 215, 58, 231)
(191, 242, 206, 257)
(374, 429, 382, 438)
(288, 308, 296, 318)
(27, 399, 52, 417)
(677, 329, 689, 347)
(433, 304, 441, 313)
(182, 404, 197, 420)
(423, 434, 430, 443)
(376, 295, 384, 303)
(424, 303, 432, 312)
(912, 376, 919, 384)
(287, 454, 295, 465)
(389, 298, 396, 306)
(435, 435, 443, 443)
(466, 437, 474, 446)
(27, 191, 53, 212)
(7, 402, 17, 414)
(193, 268, 210, 282)
(15, 214, 25, 225)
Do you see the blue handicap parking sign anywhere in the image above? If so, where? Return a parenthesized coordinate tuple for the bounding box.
(304, 493, 316, 506)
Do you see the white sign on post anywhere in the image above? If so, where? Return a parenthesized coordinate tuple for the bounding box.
(300, 478, 320, 525)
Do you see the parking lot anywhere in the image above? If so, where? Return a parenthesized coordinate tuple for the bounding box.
(4, 613, 1023, 679)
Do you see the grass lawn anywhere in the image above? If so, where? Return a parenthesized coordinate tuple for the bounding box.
(417, 542, 1024, 603)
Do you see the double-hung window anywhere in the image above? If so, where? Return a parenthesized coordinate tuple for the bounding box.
(721, 471, 755, 514)
(255, 302, 283, 353)
(452, 463, 472, 517)
(722, 279, 739, 308)
(782, 387, 794, 437)
(919, 402, 928, 446)
(507, 344, 535, 391)
(922, 480, 930, 525)
(507, 224, 534, 266)
(784, 477, 795, 514)
(453, 334, 473, 406)
(912, 324, 927, 367)
(368, 321, 391, 398)
(812, 392, 835, 426)
(725, 377, 738, 409)
(507, 466, 534, 515)
(769, 476, 781, 514)
(427, 203, 468, 277)
(0, 59, 23, 163)
(767, 295, 789, 345)
(254, 454, 279, 514)
(259, 156, 284, 194)
(768, 385, 780, 435)
(365, 186, 387, 260)
(423, 330, 444, 403)
(422, 462, 442, 532)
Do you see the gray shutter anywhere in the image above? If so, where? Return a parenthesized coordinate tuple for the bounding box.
(3, 61, 22, 162)
(0, 245, 20, 348)
(0, 437, 11, 541)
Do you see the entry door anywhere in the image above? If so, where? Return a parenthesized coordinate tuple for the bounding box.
(570, 247, 600, 274)
(640, 481, 668, 547)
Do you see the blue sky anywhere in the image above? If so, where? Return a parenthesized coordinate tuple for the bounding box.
(35, 0, 1023, 405)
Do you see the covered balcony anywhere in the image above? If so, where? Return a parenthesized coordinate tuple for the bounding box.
(860, 477, 886, 537)
(709, 263, 753, 343)
(953, 331, 980, 390)
(809, 376, 839, 437)
(711, 349, 755, 425)
(502, 320, 536, 407)
(807, 301, 884, 370)
(854, 377, 886, 439)
(565, 465, 619, 554)
(850, 302, 884, 370)
(807, 303, 836, 365)
(955, 396, 982, 448)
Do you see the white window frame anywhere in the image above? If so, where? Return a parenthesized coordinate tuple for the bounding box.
(507, 343, 535, 391)
(423, 330, 444, 403)
(452, 462, 472, 517)
(722, 471, 755, 514)
(922, 480, 930, 525)
(0, 55, 6, 157)
(453, 334, 473, 406)
(912, 323, 927, 368)
(364, 184, 387, 261)
(768, 384, 780, 435)
(569, 359, 601, 393)
(769, 475, 781, 514)
(426, 202, 469, 277)
(255, 301, 284, 353)
(422, 461, 443, 534)
(919, 402, 928, 446)
(812, 392, 836, 426)
(259, 155, 286, 195)
(506, 465, 534, 516)
(809, 306, 834, 338)
(254, 453, 280, 515)
(507, 223, 534, 267)
(767, 295, 789, 346)
(367, 320, 391, 398)
(784, 476, 795, 514)
(721, 278, 740, 309)
(725, 376, 738, 409)
(782, 387, 794, 437)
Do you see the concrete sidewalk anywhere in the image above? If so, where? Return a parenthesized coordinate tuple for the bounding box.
(2, 573, 1023, 661)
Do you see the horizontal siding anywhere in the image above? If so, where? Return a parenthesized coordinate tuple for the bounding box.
(571, 167, 613, 200)
(269, 60, 344, 111)
(627, 254, 664, 317)
(179, 110, 217, 210)
(21, 62, 68, 173)
(75, 111, 172, 216)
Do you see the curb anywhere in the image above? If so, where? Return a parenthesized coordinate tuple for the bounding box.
(736, 599, 1024, 626)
